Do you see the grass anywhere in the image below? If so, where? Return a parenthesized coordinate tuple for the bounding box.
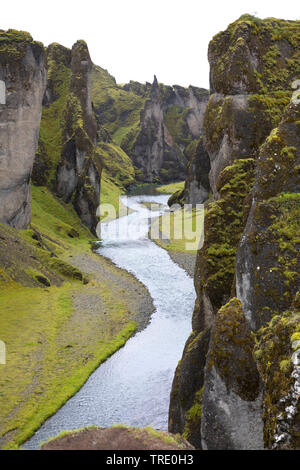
(150, 207, 204, 254)
(0, 185, 139, 449)
(155, 181, 185, 195)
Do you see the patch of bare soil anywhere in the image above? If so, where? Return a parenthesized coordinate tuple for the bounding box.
(41, 426, 194, 450)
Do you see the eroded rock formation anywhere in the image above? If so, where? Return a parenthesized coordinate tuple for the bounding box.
(129, 78, 209, 183)
(33, 41, 102, 234)
(169, 15, 300, 450)
(0, 30, 46, 228)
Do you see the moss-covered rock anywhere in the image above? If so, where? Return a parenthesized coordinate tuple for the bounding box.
(254, 306, 300, 449)
(170, 15, 300, 450)
(204, 16, 300, 198)
(195, 158, 255, 313)
(40, 425, 194, 450)
(209, 15, 300, 95)
(0, 29, 46, 229)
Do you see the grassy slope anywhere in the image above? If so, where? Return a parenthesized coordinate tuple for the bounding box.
(0, 186, 137, 449)
(91, 65, 145, 146)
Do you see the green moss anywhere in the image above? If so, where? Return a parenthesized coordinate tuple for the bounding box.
(0, 29, 42, 62)
(35, 46, 72, 186)
(209, 15, 300, 94)
(182, 388, 203, 442)
(198, 159, 255, 310)
(254, 309, 300, 448)
(164, 106, 193, 148)
(279, 359, 292, 373)
(249, 193, 300, 310)
(155, 181, 185, 194)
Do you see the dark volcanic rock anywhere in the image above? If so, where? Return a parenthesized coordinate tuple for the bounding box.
(53, 41, 102, 234)
(201, 298, 263, 450)
(124, 76, 209, 183)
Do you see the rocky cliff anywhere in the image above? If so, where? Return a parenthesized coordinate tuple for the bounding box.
(33, 41, 102, 234)
(0, 30, 46, 228)
(91, 68, 210, 184)
(169, 15, 300, 450)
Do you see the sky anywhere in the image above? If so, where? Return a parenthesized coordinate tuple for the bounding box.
(1, 0, 299, 88)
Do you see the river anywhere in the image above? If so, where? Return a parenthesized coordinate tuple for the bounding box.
(24, 194, 195, 449)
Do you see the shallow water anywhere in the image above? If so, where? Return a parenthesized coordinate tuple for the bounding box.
(24, 195, 195, 449)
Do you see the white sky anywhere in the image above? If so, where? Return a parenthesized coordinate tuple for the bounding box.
(1, 0, 299, 88)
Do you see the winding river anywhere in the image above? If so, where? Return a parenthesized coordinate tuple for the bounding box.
(24, 194, 195, 450)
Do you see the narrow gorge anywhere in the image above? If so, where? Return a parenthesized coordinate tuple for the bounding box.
(0, 12, 299, 452)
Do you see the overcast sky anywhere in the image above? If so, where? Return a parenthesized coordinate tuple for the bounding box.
(1, 1, 299, 88)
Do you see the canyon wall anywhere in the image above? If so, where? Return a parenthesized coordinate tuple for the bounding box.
(169, 15, 300, 450)
(0, 30, 46, 228)
(33, 41, 102, 234)
(124, 77, 209, 183)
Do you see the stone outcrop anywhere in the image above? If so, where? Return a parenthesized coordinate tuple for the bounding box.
(0, 30, 46, 228)
(184, 137, 210, 205)
(41, 425, 194, 450)
(204, 15, 300, 198)
(91, 66, 210, 187)
(128, 78, 209, 183)
(33, 41, 102, 234)
(169, 15, 300, 450)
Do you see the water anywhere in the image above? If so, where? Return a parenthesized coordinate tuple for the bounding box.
(24, 195, 195, 449)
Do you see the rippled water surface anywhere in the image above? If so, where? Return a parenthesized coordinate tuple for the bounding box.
(24, 195, 195, 449)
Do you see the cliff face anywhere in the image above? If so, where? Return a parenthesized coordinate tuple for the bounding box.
(91, 68, 210, 185)
(124, 77, 209, 183)
(0, 30, 46, 228)
(56, 41, 101, 233)
(169, 15, 300, 450)
(184, 138, 210, 205)
(33, 41, 102, 234)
